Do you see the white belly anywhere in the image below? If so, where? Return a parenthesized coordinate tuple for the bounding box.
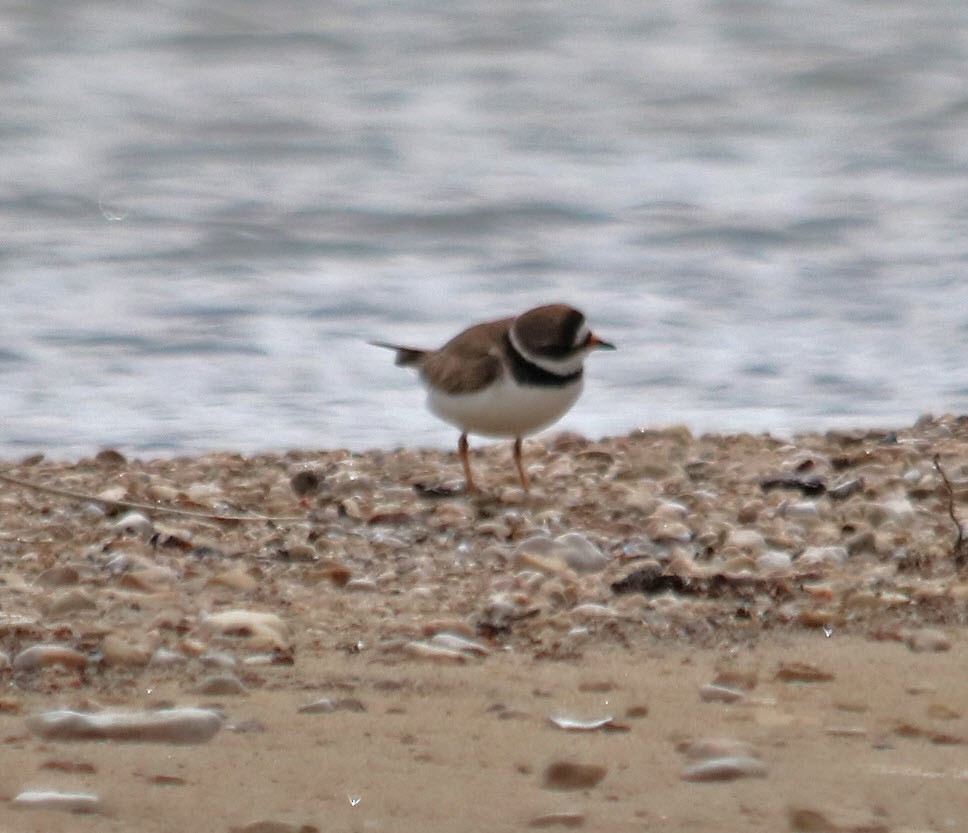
(426, 376, 584, 438)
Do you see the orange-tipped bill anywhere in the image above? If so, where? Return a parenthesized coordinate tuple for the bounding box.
(588, 333, 616, 350)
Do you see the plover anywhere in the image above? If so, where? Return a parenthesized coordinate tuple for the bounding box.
(372, 303, 615, 493)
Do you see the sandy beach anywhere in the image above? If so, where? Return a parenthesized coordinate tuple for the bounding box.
(2, 415, 968, 832)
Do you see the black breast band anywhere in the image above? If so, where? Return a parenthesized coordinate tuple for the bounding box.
(504, 334, 582, 387)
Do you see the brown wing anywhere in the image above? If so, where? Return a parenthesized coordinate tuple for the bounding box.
(419, 318, 512, 395)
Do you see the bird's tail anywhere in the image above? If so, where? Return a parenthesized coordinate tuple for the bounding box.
(369, 341, 428, 368)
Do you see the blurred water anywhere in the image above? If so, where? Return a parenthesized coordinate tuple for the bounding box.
(2, 0, 968, 457)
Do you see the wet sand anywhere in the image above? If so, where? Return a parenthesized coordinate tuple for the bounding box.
(2, 415, 968, 832)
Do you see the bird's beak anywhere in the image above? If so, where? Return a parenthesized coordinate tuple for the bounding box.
(588, 333, 616, 351)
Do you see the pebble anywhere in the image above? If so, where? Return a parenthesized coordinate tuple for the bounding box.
(12, 789, 102, 814)
(926, 702, 961, 720)
(230, 822, 319, 833)
(201, 610, 290, 649)
(210, 569, 260, 592)
(826, 478, 865, 500)
(515, 571, 551, 594)
(127, 564, 176, 587)
(35, 564, 81, 587)
(410, 585, 435, 601)
(904, 627, 951, 653)
(547, 713, 629, 732)
(609, 560, 668, 595)
(567, 603, 618, 622)
(367, 504, 414, 525)
(39, 758, 97, 773)
(298, 697, 365, 714)
(201, 650, 238, 669)
(95, 447, 127, 466)
(682, 755, 768, 782)
(552, 532, 608, 573)
(289, 467, 323, 499)
(429, 633, 491, 656)
(775, 662, 835, 683)
(787, 806, 890, 832)
(373, 568, 398, 588)
(699, 683, 747, 704)
(145, 482, 179, 502)
(650, 500, 689, 520)
(282, 542, 317, 562)
(150, 648, 186, 667)
(185, 482, 225, 507)
(867, 498, 916, 526)
(513, 534, 555, 557)
(725, 529, 767, 556)
(97, 485, 128, 504)
(243, 652, 282, 667)
(26, 707, 223, 744)
(193, 673, 248, 695)
(798, 546, 848, 566)
(542, 761, 608, 790)
(736, 499, 762, 523)
(722, 554, 756, 572)
(877, 591, 910, 607)
(783, 501, 821, 520)
(528, 811, 586, 828)
(478, 593, 519, 631)
(798, 608, 843, 628)
(13, 644, 88, 672)
(645, 518, 692, 543)
(119, 569, 170, 592)
(825, 725, 867, 738)
(47, 587, 98, 616)
(101, 634, 151, 667)
(430, 501, 475, 527)
(112, 510, 154, 537)
(756, 551, 793, 572)
(403, 640, 468, 663)
(843, 591, 879, 615)
(513, 551, 573, 578)
(297, 698, 337, 714)
(311, 560, 352, 587)
(713, 667, 759, 690)
(478, 520, 512, 540)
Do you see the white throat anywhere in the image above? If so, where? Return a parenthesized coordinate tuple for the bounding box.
(509, 327, 587, 377)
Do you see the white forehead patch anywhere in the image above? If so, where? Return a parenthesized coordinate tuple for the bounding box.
(572, 322, 590, 348)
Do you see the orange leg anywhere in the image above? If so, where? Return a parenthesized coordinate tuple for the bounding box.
(513, 437, 530, 494)
(459, 432, 477, 494)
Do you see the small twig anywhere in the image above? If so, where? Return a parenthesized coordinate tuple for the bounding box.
(932, 454, 968, 569)
(0, 470, 304, 524)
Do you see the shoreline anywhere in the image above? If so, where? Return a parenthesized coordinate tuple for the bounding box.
(1, 414, 967, 830)
(0, 409, 947, 467)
